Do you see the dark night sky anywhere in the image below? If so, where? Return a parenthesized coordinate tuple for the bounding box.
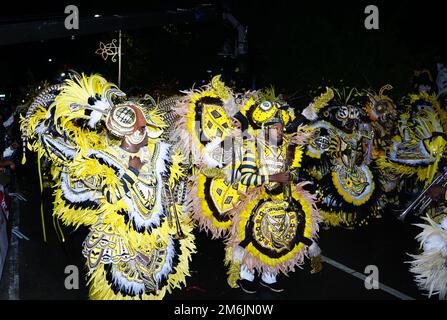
(0, 1, 445, 106)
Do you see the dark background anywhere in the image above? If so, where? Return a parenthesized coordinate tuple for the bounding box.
(0, 0, 446, 107)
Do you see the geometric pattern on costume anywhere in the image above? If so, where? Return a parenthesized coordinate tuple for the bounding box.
(171, 75, 246, 239)
(21, 74, 195, 300)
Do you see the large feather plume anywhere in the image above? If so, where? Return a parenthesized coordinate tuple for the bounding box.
(408, 216, 447, 300)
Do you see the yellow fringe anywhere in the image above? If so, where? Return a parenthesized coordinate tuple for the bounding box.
(196, 174, 232, 231)
(320, 210, 345, 227)
(331, 171, 374, 206)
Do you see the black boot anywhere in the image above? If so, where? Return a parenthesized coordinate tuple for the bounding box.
(237, 279, 258, 294)
(259, 279, 284, 293)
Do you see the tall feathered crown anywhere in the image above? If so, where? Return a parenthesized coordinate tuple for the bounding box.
(302, 87, 335, 120)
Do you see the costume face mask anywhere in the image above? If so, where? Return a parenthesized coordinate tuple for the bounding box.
(335, 105, 361, 131)
(126, 127, 148, 145)
(106, 102, 163, 141)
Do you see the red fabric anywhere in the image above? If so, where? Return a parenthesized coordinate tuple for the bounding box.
(0, 185, 11, 242)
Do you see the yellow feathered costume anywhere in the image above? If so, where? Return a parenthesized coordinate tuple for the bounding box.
(21, 73, 195, 300)
(171, 77, 321, 287)
(171, 75, 248, 239)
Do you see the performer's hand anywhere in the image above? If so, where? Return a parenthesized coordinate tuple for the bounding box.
(427, 184, 447, 201)
(310, 255, 323, 274)
(270, 172, 290, 183)
(129, 156, 144, 171)
(0, 160, 15, 171)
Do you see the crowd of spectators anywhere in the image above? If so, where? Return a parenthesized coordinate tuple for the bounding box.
(0, 97, 22, 279)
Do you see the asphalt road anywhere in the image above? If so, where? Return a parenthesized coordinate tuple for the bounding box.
(0, 161, 431, 300)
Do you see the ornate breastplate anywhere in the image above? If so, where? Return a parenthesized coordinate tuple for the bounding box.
(252, 200, 299, 252)
(113, 145, 160, 218)
(259, 143, 286, 191)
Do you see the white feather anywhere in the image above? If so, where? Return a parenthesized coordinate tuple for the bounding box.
(223, 97, 238, 116)
(308, 241, 322, 258)
(42, 135, 77, 158)
(409, 216, 447, 299)
(422, 234, 447, 252)
(87, 99, 110, 128)
(203, 138, 223, 168)
(111, 266, 145, 296)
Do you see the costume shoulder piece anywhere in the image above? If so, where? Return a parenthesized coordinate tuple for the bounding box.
(170, 75, 239, 167)
(377, 92, 447, 187)
(170, 75, 249, 238)
(21, 73, 126, 227)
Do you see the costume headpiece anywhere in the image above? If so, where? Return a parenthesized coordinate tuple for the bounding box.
(302, 87, 334, 121)
(106, 102, 165, 139)
(249, 100, 291, 128)
(413, 69, 434, 92)
(232, 111, 249, 131)
(364, 84, 396, 122)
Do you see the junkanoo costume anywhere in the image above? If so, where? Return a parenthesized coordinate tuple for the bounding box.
(227, 98, 322, 286)
(376, 89, 447, 201)
(170, 75, 248, 239)
(171, 76, 321, 288)
(21, 74, 195, 299)
(300, 87, 382, 228)
(399, 69, 447, 300)
(363, 85, 400, 195)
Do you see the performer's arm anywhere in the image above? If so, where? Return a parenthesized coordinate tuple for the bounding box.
(240, 139, 291, 186)
(290, 169, 300, 183)
(240, 146, 269, 186)
(83, 151, 143, 203)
